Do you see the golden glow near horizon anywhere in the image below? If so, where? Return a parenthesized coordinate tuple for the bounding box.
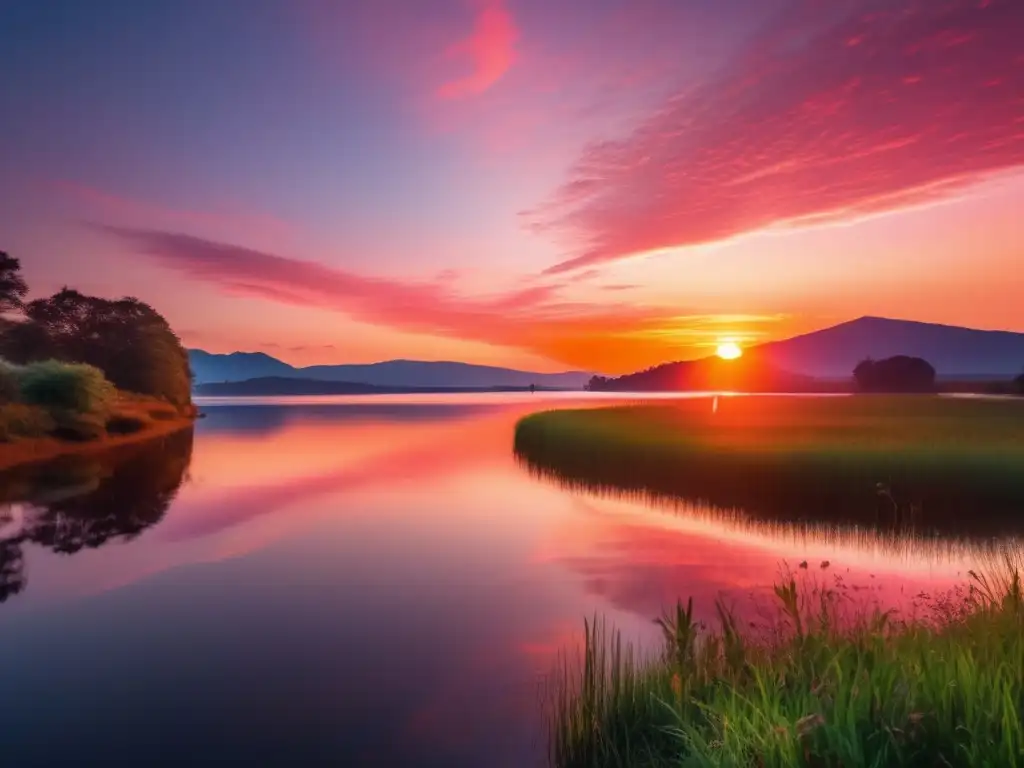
(716, 341, 743, 360)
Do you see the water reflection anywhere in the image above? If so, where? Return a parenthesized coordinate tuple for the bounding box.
(0, 396, 1019, 766)
(0, 428, 194, 602)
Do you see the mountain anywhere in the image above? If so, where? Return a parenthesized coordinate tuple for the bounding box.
(755, 317, 1024, 378)
(189, 350, 296, 383)
(195, 377, 566, 396)
(188, 350, 592, 389)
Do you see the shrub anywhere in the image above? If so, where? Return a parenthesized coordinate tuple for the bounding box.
(106, 414, 149, 435)
(17, 361, 114, 415)
(0, 404, 55, 442)
(0, 363, 20, 404)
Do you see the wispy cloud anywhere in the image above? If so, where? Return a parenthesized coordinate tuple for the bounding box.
(530, 0, 1024, 273)
(437, 0, 518, 99)
(102, 226, 721, 371)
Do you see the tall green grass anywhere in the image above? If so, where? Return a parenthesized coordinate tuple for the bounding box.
(549, 561, 1024, 767)
(515, 397, 1024, 535)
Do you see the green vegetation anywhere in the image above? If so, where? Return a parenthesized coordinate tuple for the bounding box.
(0, 252, 192, 408)
(550, 562, 1024, 767)
(17, 360, 115, 414)
(514, 396, 1024, 535)
(0, 252, 193, 462)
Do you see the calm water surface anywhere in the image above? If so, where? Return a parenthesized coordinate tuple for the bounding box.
(0, 393, 1018, 766)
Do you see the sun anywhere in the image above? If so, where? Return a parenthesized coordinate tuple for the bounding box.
(716, 341, 743, 360)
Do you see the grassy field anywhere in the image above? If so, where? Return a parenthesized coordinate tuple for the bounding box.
(550, 561, 1024, 768)
(514, 396, 1024, 536)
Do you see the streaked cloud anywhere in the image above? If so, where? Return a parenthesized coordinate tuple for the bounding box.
(531, 0, 1024, 273)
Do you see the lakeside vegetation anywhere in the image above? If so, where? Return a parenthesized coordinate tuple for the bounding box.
(522, 395, 1024, 765)
(514, 396, 1024, 535)
(550, 561, 1024, 767)
(0, 252, 193, 468)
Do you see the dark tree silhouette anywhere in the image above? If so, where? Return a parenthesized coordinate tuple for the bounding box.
(853, 356, 936, 393)
(0, 252, 28, 314)
(1015, 372, 1024, 396)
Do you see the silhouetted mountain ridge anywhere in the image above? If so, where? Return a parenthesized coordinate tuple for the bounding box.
(189, 350, 592, 389)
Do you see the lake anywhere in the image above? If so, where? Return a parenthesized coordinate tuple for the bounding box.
(0, 393, 1020, 767)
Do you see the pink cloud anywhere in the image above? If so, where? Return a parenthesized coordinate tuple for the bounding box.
(437, 0, 518, 99)
(101, 226, 685, 370)
(530, 0, 1024, 273)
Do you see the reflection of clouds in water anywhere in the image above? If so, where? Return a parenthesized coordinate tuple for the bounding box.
(546, 491, 1024, 626)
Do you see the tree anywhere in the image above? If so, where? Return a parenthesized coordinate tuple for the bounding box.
(24, 289, 193, 406)
(852, 356, 936, 393)
(1015, 372, 1024, 396)
(0, 252, 28, 314)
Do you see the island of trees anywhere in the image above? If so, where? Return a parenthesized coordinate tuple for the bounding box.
(0, 252, 194, 468)
(852, 355, 936, 393)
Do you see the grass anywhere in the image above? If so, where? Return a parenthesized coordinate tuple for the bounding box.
(514, 396, 1024, 536)
(550, 561, 1024, 768)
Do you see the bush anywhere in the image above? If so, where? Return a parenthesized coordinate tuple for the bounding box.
(17, 361, 114, 415)
(0, 363, 19, 404)
(0, 404, 55, 442)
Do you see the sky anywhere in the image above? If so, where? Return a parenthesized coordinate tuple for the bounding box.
(1, 0, 1022, 374)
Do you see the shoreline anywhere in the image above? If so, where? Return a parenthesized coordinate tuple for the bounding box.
(0, 415, 196, 473)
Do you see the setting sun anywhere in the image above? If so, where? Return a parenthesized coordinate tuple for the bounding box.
(716, 341, 743, 360)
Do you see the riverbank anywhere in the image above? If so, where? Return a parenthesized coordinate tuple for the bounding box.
(0, 394, 196, 472)
(550, 563, 1024, 767)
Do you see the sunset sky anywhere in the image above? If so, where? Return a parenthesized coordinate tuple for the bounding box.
(1, 0, 1022, 374)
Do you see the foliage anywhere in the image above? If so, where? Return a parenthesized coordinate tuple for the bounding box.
(0, 403, 55, 441)
(854, 356, 936, 393)
(1016, 372, 1024, 395)
(0, 252, 28, 314)
(21, 288, 192, 407)
(0, 256, 192, 408)
(550, 563, 1024, 768)
(17, 360, 115, 417)
(0, 363, 20, 404)
(514, 396, 1024, 535)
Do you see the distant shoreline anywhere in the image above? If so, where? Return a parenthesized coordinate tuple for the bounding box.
(193, 376, 1020, 398)
(193, 377, 579, 397)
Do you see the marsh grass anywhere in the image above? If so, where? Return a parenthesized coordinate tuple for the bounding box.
(549, 560, 1024, 768)
(515, 397, 1024, 534)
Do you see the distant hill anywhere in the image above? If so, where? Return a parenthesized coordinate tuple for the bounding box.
(194, 377, 567, 397)
(588, 356, 818, 393)
(756, 317, 1024, 378)
(188, 350, 592, 390)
